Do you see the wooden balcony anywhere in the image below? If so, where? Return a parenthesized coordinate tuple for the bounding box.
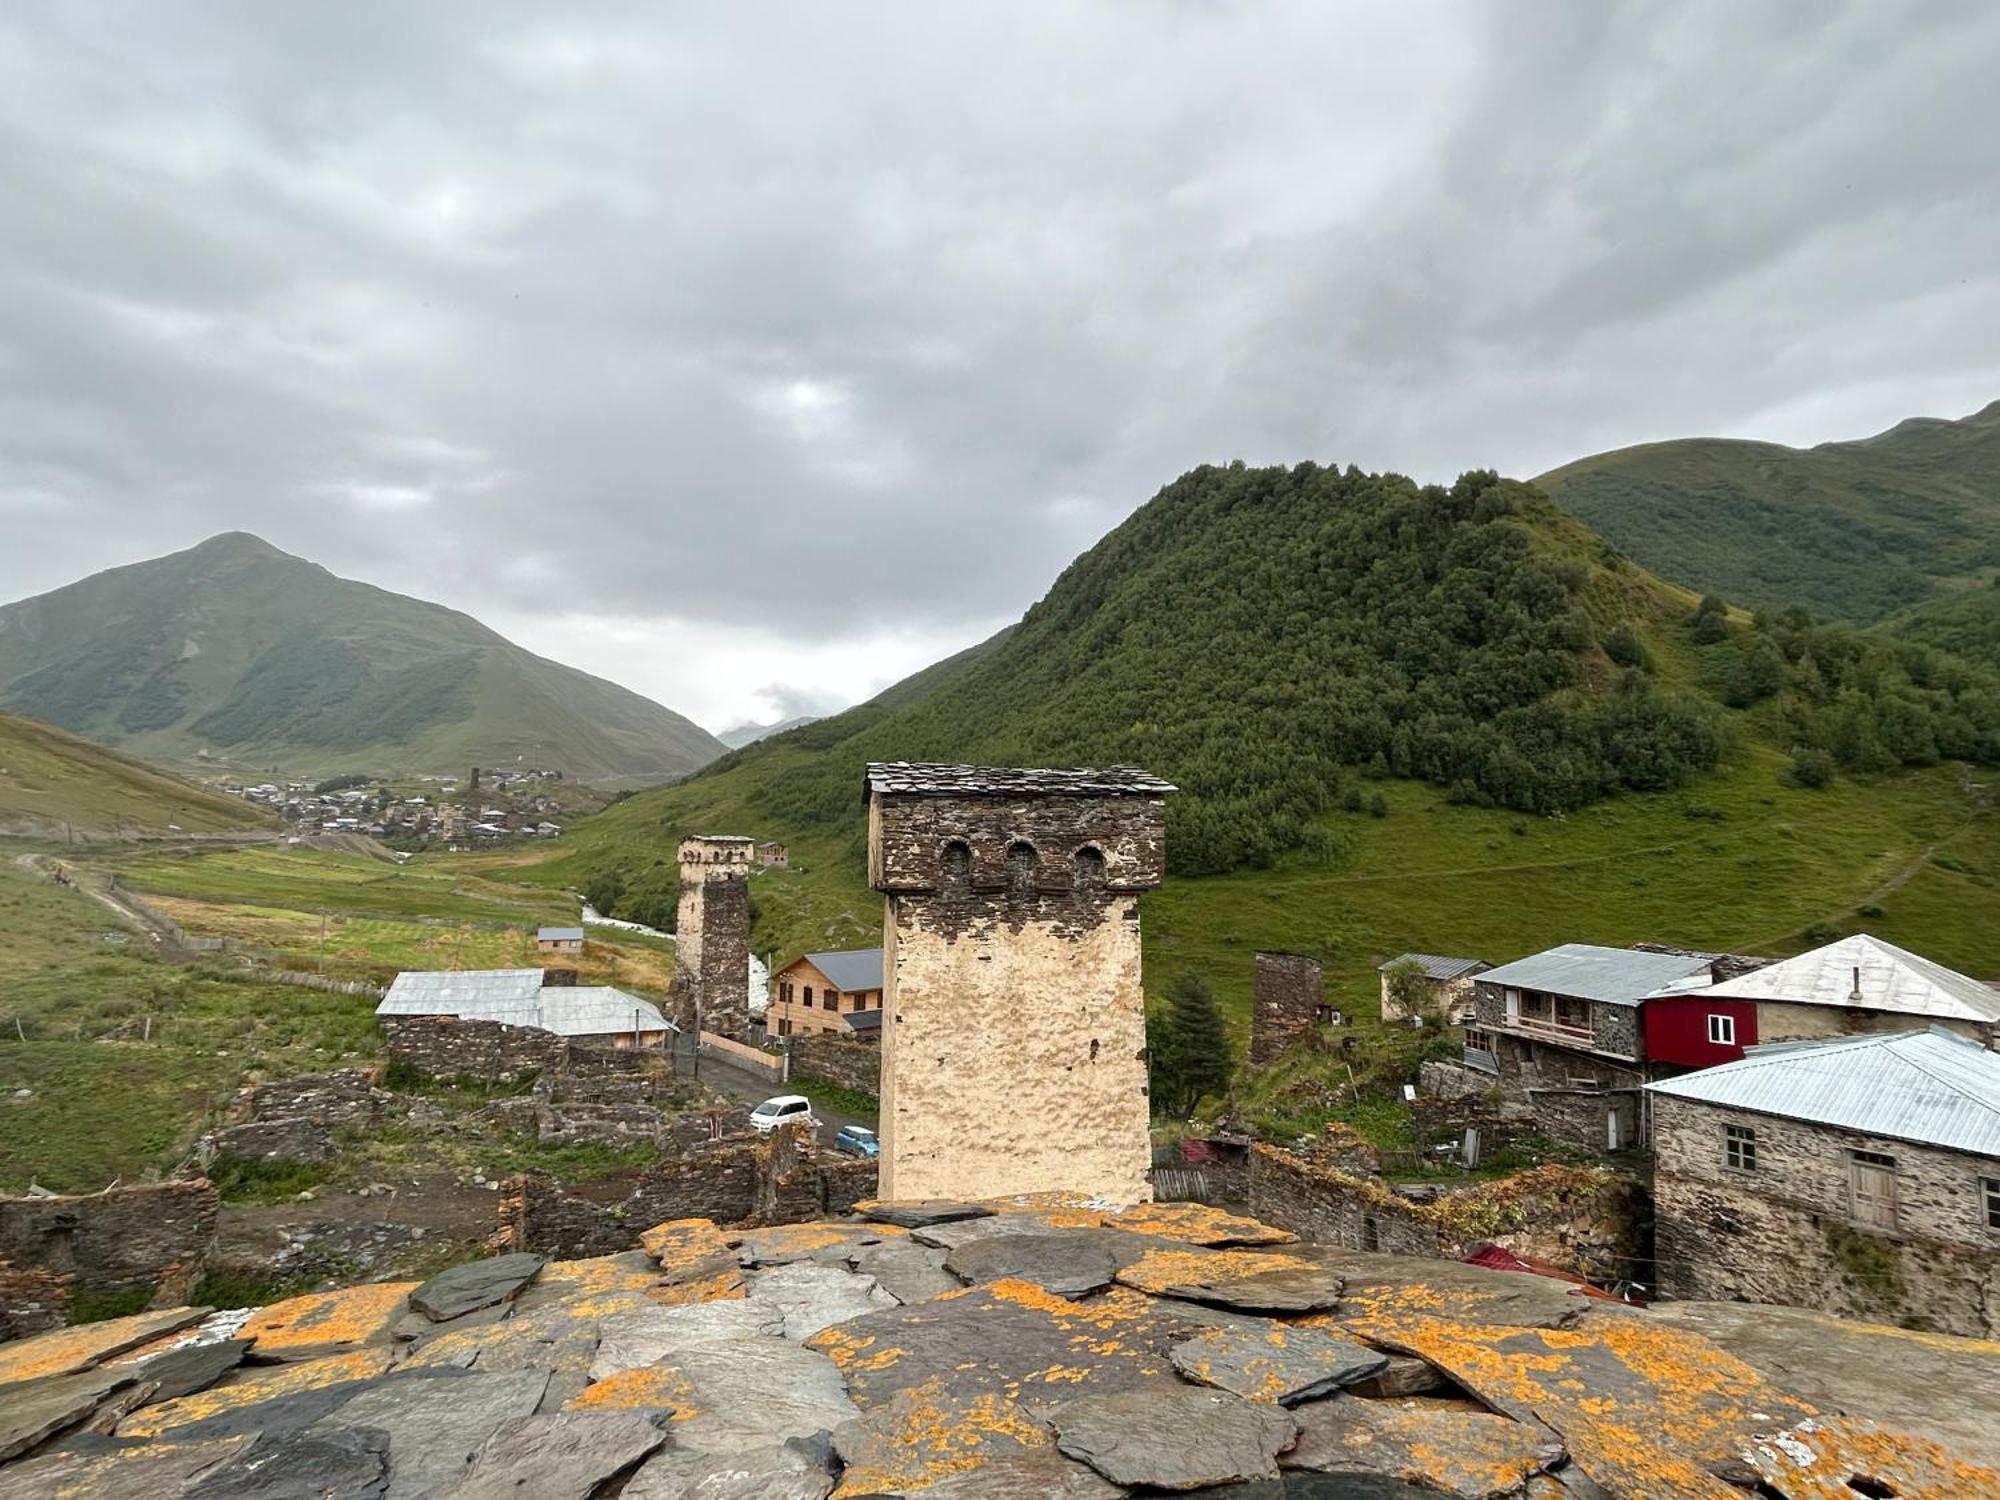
(1501, 1014, 1597, 1049)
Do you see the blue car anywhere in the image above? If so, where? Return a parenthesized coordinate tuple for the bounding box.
(834, 1124, 879, 1158)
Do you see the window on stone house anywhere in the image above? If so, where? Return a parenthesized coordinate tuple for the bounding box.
(1073, 845, 1106, 890)
(1555, 996, 1590, 1030)
(941, 840, 972, 898)
(1724, 1124, 1757, 1171)
(1983, 1177, 2000, 1231)
(1006, 841, 1038, 898)
(1849, 1150, 1899, 1231)
(1707, 1013, 1735, 1045)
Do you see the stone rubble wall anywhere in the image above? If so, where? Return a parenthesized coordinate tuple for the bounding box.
(492, 1127, 878, 1258)
(787, 1034, 881, 1096)
(1652, 1093, 2000, 1337)
(0, 1180, 219, 1315)
(383, 1015, 570, 1082)
(1248, 1142, 1645, 1283)
(0, 1261, 70, 1340)
(1250, 952, 1325, 1066)
(232, 1069, 390, 1128)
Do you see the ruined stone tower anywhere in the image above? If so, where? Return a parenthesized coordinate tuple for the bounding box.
(671, 835, 754, 1037)
(865, 763, 1174, 1203)
(1250, 951, 1327, 1064)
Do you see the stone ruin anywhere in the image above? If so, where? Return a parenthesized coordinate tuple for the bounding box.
(669, 834, 754, 1037)
(866, 762, 1173, 1203)
(1250, 950, 1329, 1064)
(0, 1180, 218, 1336)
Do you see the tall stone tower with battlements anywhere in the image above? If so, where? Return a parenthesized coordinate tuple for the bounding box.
(671, 835, 754, 1037)
(865, 763, 1174, 1203)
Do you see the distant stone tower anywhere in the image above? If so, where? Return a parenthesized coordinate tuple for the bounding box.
(865, 763, 1174, 1203)
(671, 835, 754, 1037)
(1251, 952, 1326, 1065)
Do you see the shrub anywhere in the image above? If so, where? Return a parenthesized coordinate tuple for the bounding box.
(1789, 747, 1836, 788)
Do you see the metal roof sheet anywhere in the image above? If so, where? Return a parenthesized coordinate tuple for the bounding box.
(1646, 1028, 2000, 1157)
(376, 968, 668, 1037)
(801, 948, 883, 994)
(1379, 953, 1489, 981)
(537, 927, 585, 942)
(846, 1009, 884, 1031)
(1475, 943, 1715, 1007)
(1682, 934, 2000, 1024)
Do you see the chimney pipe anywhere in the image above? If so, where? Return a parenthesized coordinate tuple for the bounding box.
(1849, 965, 1862, 1003)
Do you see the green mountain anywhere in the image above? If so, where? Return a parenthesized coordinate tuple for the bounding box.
(1536, 400, 2000, 625)
(0, 709, 276, 838)
(490, 462, 2000, 1023)
(0, 533, 725, 783)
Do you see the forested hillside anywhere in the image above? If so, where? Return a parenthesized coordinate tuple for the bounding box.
(0, 533, 725, 783)
(1537, 400, 2000, 625)
(471, 461, 2000, 1001)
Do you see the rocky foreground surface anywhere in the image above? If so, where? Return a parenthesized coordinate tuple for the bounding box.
(1, 1197, 1996, 1498)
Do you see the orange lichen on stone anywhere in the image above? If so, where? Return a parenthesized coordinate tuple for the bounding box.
(735, 1222, 907, 1257)
(1323, 1401, 1563, 1495)
(566, 1363, 698, 1417)
(829, 1379, 1052, 1498)
(535, 1254, 667, 1300)
(648, 1267, 746, 1305)
(0, 1307, 208, 1386)
(115, 1347, 395, 1437)
(1739, 1415, 2000, 1499)
(1104, 1201, 1298, 1247)
(1113, 1247, 1312, 1296)
(236, 1280, 415, 1357)
(808, 1324, 909, 1374)
(638, 1217, 732, 1272)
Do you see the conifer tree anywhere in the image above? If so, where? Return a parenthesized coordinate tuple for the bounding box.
(1163, 971, 1232, 1115)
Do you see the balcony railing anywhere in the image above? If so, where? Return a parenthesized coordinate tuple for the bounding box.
(1501, 1014, 1597, 1048)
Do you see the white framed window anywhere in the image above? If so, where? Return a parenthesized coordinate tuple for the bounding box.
(1981, 1176, 2000, 1232)
(1707, 1013, 1735, 1046)
(1724, 1124, 1757, 1172)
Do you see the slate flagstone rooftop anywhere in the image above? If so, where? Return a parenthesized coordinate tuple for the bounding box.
(1, 1196, 1995, 1497)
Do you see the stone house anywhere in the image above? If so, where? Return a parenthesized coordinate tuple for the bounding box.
(1647, 1028, 2000, 1338)
(1646, 933, 2000, 1058)
(1443, 943, 1737, 1152)
(768, 948, 884, 1040)
(377, 967, 672, 1048)
(1377, 952, 1489, 1023)
(759, 840, 789, 869)
(536, 926, 586, 955)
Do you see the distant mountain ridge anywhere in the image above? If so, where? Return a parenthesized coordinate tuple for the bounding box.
(718, 715, 821, 750)
(1536, 399, 2000, 626)
(0, 533, 726, 783)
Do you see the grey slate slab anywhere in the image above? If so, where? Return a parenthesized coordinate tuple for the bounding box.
(748, 1262, 897, 1341)
(184, 1426, 392, 1500)
(654, 1341, 859, 1459)
(0, 1434, 253, 1500)
(408, 1253, 545, 1322)
(907, 1453, 1127, 1498)
(842, 1241, 960, 1306)
(1050, 1386, 1299, 1490)
(1171, 1324, 1388, 1406)
(1150, 1264, 1347, 1314)
(944, 1231, 1119, 1297)
(134, 1338, 253, 1403)
(0, 1367, 142, 1462)
(1177, 1476, 1441, 1498)
(1282, 1399, 1563, 1496)
(590, 1299, 785, 1380)
(622, 1438, 835, 1500)
(859, 1201, 995, 1229)
(307, 1369, 550, 1500)
(1346, 1355, 1445, 1399)
(440, 1411, 669, 1499)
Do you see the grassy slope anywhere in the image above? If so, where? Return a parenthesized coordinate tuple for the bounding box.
(1537, 400, 2000, 624)
(0, 533, 725, 783)
(0, 711, 276, 838)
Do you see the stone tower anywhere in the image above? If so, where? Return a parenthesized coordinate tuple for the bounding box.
(671, 835, 754, 1037)
(865, 763, 1174, 1203)
(1250, 951, 1326, 1065)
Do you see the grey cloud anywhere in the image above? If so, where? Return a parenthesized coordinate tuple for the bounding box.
(1, 1, 1996, 722)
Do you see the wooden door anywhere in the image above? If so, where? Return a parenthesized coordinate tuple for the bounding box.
(1849, 1155, 1899, 1230)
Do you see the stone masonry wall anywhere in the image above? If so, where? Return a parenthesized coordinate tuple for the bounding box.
(1251, 952, 1325, 1066)
(871, 783, 1167, 1204)
(788, 1034, 881, 1097)
(0, 1180, 218, 1313)
(383, 1016, 568, 1082)
(1652, 1094, 2000, 1337)
(232, 1069, 388, 1128)
(1248, 1142, 1645, 1283)
(672, 836, 754, 1037)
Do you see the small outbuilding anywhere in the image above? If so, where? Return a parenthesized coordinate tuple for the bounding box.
(1377, 952, 1489, 1022)
(536, 926, 586, 955)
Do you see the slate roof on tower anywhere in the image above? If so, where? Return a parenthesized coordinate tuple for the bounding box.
(863, 762, 1177, 799)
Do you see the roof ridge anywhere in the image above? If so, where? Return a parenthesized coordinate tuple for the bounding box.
(1886, 1036, 2000, 1120)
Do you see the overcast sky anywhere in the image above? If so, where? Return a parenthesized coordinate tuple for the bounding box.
(3, 3, 1997, 731)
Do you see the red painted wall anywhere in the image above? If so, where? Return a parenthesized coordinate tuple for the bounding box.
(1644, 996, 1759, 1068)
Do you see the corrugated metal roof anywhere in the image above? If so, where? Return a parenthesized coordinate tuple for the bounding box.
(802, 948, 883, 994)
(1646, 1028, 2000, 1157)
(1681, 934, 2000, 1024)
(1379, 953, 1488, 981)
(376, 968, 668, 1037)
(846, 1009, 883, 1031)
(537, 927, 585, 942)
(1476, 943, 1715, 1007)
